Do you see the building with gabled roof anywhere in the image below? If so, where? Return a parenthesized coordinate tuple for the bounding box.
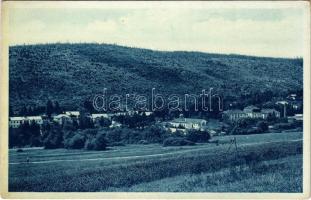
(53, 114, 71, 125)
(261, 109, 281, 118)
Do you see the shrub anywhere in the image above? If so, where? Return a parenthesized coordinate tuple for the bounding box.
(98, 117, 112, 127)
(83, 129, 98, 136)
(257, 121, 269, 132)
(122, 128, 143, 144)
(186, 130, 211, 143)
(84, 138, 96, 150)
(238, 118, 257, 128)
(43, 125, 64, 149)
(163, 137, 195, 147)
(94, 133, 107, 150)
(105, 128, 122, 143)
(65, 134, 85, 149)
(142, 125, 170, 143)
(82, 132, 107, 150)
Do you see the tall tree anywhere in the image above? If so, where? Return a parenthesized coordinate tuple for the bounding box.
(19, 105, 27, 116)
(46, 100, 54, 118)
(83, 99, 94, 114)
(54, 101, 61, 114)
(9, 106, 14, 116)
(29, 121, 42, 146)
(98, 117, 112, 127)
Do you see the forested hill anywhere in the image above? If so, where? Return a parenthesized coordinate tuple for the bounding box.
(9, 43, 303, 109)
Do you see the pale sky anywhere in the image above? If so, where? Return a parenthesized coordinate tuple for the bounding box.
(6, 1, 309, 58)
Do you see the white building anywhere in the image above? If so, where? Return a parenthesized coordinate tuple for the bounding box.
(168, 117, 207, 130)
(91, 113, 110, 121)
(261, 109, 281, 119)
(109, 120, 122, 128)
(243, 106, 262, 118)
(53, 114, 71, 125)
(222, 110, 248, 121)
(9, 116, 43, 128)
(65, 111, 80, 118)
(91, 113, 110, 118)
(52, 111, 80, 125)
(223, 106, 280, 122)
(143, 111, 153, 116)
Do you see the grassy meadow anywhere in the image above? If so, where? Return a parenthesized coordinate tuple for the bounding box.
(9, 132, 303, 192)
(108, 155, 302, 192)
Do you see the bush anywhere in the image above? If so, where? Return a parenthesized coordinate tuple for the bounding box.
(257, 121, 269, 132)
(105, 128, 122, 143)
(98, 117, 112, 127)
(93, 133, 107, 150)
(65, 134, 85, 149)
(238, 118, 257, 128)
(186, 130, 211, 143)
(83, 129, 98, 136)
(163, 137, 195, 147)
(142, 125, 169, 143)
(43, 125, 64, 149)
(84, 138, 96, 150)
(122, 128, 143, 144)
(83, 132, 108, 150)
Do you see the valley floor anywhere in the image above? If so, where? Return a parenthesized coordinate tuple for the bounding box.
(9, 132, 303, 192)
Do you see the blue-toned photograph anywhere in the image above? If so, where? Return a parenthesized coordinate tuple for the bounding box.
(5, 1, 308, 194)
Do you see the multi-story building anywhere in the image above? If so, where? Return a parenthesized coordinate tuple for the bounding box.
(9, 116, 43, 128)
(223, 106, 280, 122)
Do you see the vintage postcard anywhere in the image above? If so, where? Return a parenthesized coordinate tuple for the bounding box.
(0, 1, 310, 199)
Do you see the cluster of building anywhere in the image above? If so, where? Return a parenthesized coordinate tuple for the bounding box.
(9, 110, 153, 129)
(222, 105, 281, 122)
(9, 116, 44, 128)
(163, 103, 303, 135)
(163, 115, 207, 134)
(9, 103, 302, 136)
(9, 111, 81, 128)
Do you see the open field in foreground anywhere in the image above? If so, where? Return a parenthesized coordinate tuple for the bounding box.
(107, 155, 302, 192)
(9, 132, 303, 192)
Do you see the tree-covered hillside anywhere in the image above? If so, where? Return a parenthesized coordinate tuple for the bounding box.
(9, 43, 303, 110)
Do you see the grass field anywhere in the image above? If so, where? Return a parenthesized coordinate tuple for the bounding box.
(9, 132, 303, 192)
(107, 155, 302, 192)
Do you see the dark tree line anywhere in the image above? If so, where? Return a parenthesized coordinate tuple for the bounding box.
(9, 121, 41, 148)
(12, 100, 63, 117)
